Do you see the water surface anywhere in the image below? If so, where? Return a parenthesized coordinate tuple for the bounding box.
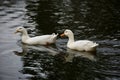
(0, 0, 120, 80)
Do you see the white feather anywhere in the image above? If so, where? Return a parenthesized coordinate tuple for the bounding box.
(61, 29, 99, 51)
(15, 27, 58, 45)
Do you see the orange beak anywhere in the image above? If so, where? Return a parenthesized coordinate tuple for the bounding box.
(60, 33, 65, 37)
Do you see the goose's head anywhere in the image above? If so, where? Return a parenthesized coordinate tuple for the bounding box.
(60, 29, 74, 37)
(15, 27, 26, 34)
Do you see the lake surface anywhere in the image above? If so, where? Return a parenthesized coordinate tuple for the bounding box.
(0, 0, 120, 80)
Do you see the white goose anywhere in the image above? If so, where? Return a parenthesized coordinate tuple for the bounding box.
(60, 29, 99, 52)
(15, 27, 58, 45)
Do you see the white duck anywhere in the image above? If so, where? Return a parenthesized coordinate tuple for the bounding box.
(15, 27, 58, 45)
(60, 29, 99, 52)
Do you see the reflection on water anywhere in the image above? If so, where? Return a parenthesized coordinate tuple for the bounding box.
(0, 0, 120, 80)
(14, 43, 96, 62)
(14, 43, 96, 80)
(13, 43, 58, 56)
(66, 49, 96, 62)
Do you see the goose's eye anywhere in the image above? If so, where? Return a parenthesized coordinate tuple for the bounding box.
(19, 28, 22, 30)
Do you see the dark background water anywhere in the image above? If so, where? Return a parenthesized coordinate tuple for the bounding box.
(0, 0, 120, 80)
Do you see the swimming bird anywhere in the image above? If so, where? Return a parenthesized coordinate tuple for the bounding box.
(15, 27, 58, 45)
(60, 29, 98, 52)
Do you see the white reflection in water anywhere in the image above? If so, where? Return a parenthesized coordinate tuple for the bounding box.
(14, 43, 58, 56)
(14, 42, 96, 63)
(65, 49, 96, 62)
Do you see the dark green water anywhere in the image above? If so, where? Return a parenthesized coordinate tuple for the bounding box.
(0, 0, 120, 80)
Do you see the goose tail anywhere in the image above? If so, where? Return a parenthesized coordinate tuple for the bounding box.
(52, 33, 58, 37)
(91, 43, 99, 48)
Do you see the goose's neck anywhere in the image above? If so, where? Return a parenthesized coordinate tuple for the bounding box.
(21, 30, 30, 42)
(67, 33, 75, 45)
